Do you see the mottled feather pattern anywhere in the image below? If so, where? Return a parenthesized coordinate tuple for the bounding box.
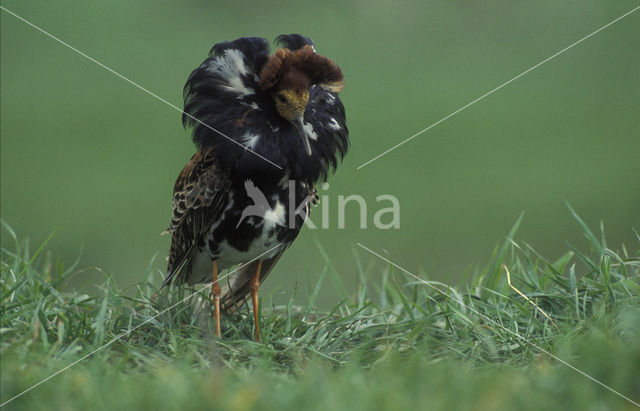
(168, 148, 228, 231)
(165, 147, 230, 285)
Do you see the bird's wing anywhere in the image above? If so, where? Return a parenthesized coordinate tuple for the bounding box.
(163, 147, 230, 287)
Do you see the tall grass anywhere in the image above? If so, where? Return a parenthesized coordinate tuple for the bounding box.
(1, 213, 639, 410)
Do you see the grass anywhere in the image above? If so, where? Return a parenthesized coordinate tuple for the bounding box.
(1, 214, 639, 410)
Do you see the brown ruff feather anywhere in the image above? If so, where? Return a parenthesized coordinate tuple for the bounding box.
(258, 45, 344, 92)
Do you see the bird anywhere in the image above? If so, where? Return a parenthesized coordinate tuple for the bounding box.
(162, 34, 348, 342)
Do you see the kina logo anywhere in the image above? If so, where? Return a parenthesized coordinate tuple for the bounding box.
(236, 180, 287, 228)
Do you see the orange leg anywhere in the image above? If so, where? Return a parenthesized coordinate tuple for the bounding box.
(251, 259, 263, 343)
(211, 260, 221, 337)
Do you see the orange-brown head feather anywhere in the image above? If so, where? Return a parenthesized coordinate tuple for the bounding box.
(259, 45, 343, 93)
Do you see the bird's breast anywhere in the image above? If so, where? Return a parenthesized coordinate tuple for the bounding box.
(200, 177, 311, 269)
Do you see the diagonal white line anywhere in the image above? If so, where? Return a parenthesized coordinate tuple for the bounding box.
(356, 5, 640, 170)
(0, 243, 285, 408)
(356, 242, 640, 408)
(0, 5, 282, 170)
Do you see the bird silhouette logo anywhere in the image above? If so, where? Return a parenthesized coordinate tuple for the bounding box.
(236, 180, 287, 228)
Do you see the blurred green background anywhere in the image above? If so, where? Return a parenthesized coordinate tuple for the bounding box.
(2, 1, 638, 306)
